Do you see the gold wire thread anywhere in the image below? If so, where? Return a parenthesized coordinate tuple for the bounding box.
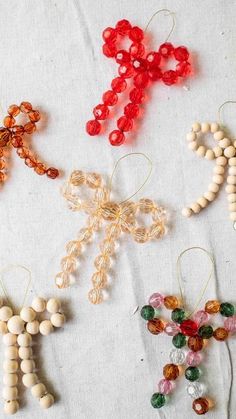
(218, 100, 236, 126)
(176, 247, 214, 317)
(0, 264, 32, 309)
(108, 153, 153, 204)
(144, 8, 176, 42)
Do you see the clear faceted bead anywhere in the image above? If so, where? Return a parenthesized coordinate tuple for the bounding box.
(94, 254, 111, 271)
(78, 228, 93, 242)
(69, 170, 85, 186)
(169, 348, 186, 365)
(92, 271, 107, 289)
(61, 256, 77, 273)
(100, 239, 115, 255)
(139, 198, 154, 213)
(87, 215, 102, 231)
(86, 172, 102, 189)
(149, 222, 165, 239)
(88, 288, 103, 304)
(101, 202, 120, 220)
(94, 187, 110, 203)
(186, 382, 204, 399)
(66, 240, 82, 257)
(153, 207, 167, 221)
(55, 272, 70, 289)
(132, 227, 149, 243)
(106, 223, 121, 239)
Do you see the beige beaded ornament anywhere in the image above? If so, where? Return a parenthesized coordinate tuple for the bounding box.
(0, 266, 66, 415)
(55, 154, 168, 304)
(182, 102, 236, 227)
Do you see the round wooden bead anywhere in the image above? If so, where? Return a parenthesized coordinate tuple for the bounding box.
(188, 141, 198, 151)
(7, 315, 25, 335)
(51, 313, 65, 328)
(226, 185, 236, 193)
(39, 320, 53, 336)
(192, 122, 201, 132)
(229, 157, 236, 166)
(208, 183, 220, 193)
(210, 122, 219, 133)
(39, 393, 54, 409)
(227, 175, 236, 185)
(201, 122, 210, 133)
(0, 321, 8, 335)
(31, 297, 46, 313)
(3, 333, 17, 346)
(230, 212, 236, 221)
(224, 146, 236, 158)
(46, 298, 61, 314)
(2, 386, 18, 400)
(213, 146, 222, 157)
(219, 138, 231, 148)
(26, 320, 39, 335)
(17, 332, 32, 347)
(229, 166, 236, 175)
(0, 306, 13, 321)
(3, 373, 18, 387)
(212, 175, 224, 185)
(229, 203, 236, 212)
(4, 400, 19, 415)
(186, 132, 196, 142)
(205, 150, 215, 160)
(182, 207, 192, 217)
(214, 165, 224, 174)
(3, 360, 18, 373)
(197, 197, 208, 208)
(214, 130, 224, 141)
(22, 373, 38, 388)
(204, 191, 216, 202)
(20, 307, 36, 323)
(216, 156, 227, 166)
(190, 203, 201, 214)
(227, 193, 236, 203)
(18, 346, 32, 360)
(5, 346, 18, 360)
(31, 383, 47, 399)
(21, 359, 35, 374)
(196, 146, 206, 157)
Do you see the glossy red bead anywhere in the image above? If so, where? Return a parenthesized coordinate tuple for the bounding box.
(111, 77, 127, 93)
(180, 320, 198, 337)
(46, 167, 59, 179)
(134, 72, 149, 88)
(129, 26, 144, 42)
(148, 68, 162, 81)
(115, 50, 130, 64)
(129, 42, 145, 58)
(118, 63, 134, 78)
(174, 46, 189, 62)
(117, 116, 133, 132)
(159, 42, 174, 58)
(115, 19, 132, 35)
(146, 51, 161, 69)
(102, 43, 117, 58)
(162, 70, 178, 85)
(176, 61, 191, 77)
(109, 130, 125, 146)
(102, 27, 117, 43)
(129, 88, 145, 104)
(102, 90, 118, 106)
(132, 58, 147, 72)
(86, 119, 101, 136)
(93, 104, 109, 120)
(124, 103, 139, 119)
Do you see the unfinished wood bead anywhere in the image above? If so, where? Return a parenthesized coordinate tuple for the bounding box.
(2, 386, 18, 400)
(22, 373, 38, 388)
(227, 193, 236, 202)
(4, 400, 19, 415)
(31, 383, 47, 399)
(31, 297, 46, 313)
(192, 122, 201, 132)
(0, 321, 8, 335)
(0, 306, 13, 322)
(7, 315, 25, 335)
(219, 138, 231, 148)
(39, 320, 53, 336)
(20, 359, 35, 374)
(210, 122, 219, 132)
(229, 203, 236, 212)
(216, 156, 227, 166)
(182, 207, 192, 217)
(229, 157, 236, 166)
(3, 334, 17, 346)
(197, 197, 208, 208)
(226, 185, 236, 193)
(39, 393, 54, 409)
(214, 165, 224, 174)
(214, 130, 224, 141)
(201, 122, 210, 133)
(46, 298, 61, 314)
(18, 346, 33, 360)
(208, 183, 220, 193)
(205, 150, 215, 160)
(3, 360, 18, 373)
(20, 307, 36, 322)
(204, 191, 216, 202)
(188, 141, 198, 151)
(196, 146, 206, 157)
(17, 332, 32, 347)
(186, 132, 196, 141)
(212, 175, 224, 185)
(51, 313, 65, 328)
(190, 203, 201, 213)
(227, 175, 236, 185)
(3, 373, 18, 387)
(5, 346, 18, 360)
(229, 166, 236, 175)
(26, 320, 39, 335)
(213, 146, 223, 157)
(224, 146, 236, 158)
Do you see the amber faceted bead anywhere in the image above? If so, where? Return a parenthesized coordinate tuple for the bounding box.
(12, 125, 24, 136)
(20, 101, 33, 113)
(163, 363, 179, 380)
(46, 167, 59, 179)
(188, 336, 204, 352)
(192, 397, 209, 415)
(8, 104, 20, 117)
(34, 163, 46, 175)
(28, 110, 41, 122)
(24, 122, 36, 134)
(213, 327, 228, 341)
(147, 318, 165, 335)
(164, 296, 179, 310)
(4, 115, 15, 128)
(205, 300, 220, 314)
(0, 171, 5, 182)
(0, 128, 11, 147)
(11, 135, 23, 148)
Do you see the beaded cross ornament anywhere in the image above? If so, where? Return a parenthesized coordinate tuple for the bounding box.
(86, 12, 191, 146)
(55, 156, 168, 304)
(0, 101, 59, 186)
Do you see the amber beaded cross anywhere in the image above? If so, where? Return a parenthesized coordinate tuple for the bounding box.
(55, 169, 167, 304)
(0, 102, 59, 187)
(141, 293, 236, 415)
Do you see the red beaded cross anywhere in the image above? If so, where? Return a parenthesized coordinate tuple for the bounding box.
(86, 19, 191, 146)
(0, 102, 59, 187)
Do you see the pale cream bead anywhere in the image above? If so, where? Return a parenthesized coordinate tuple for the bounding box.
(7, 315, 25, 335)
(17, 332, 32, 347)
(205, 149, 215, 160)
(5, 346, 18, 360)
(229, 166, 236, 175)
(197, 197, 208, 208)
(204, 191, 216, 201)
(20, 359, 35, 374)
(3, 333, 17, 346)
(0, 321, 8, 335)
(188, 141, 198, 151)
(39, 320, 53, 336)
(227, 175, 236, 185)
(227, 193, 236, 202)
(190, 203, 201, 213)
(201, 122, 210, 133)
(219, 138, 231, 148)
(31, 383, 47, 399)
(26, 320, 39, 335)
(216, 156, 227, 166)
(2, 386, 18, 401)
(229, 203, 236, 212)
(20, 307, 36, 323)
(22, 373, 38, 388)
(39, 393, 54, 409)
(182, 207, 192, 217)
(211, 122, 219, 133)
(208, 183, 220, 193)
(46, 298, 61, 314)
(192, 122, 201, 132)
(214, 165, 224, 174)
(51, 313, 65, 328)
(230, 212, 236, 221)
(3, 373, 18, 387)
(196, 146, 206, 157)
(226, 184, 236, 193)
(214, 130, 224, 141)
(3, 360, 18, 374)
(4, 400, 19, 415)
(18, 346, 33, 360)
(0, 306, 13, 322)
(213, 146, 223, 157)
(212, 174, 224, 185)
(229, 157, 236, 166)
(224, 146, 236, 158)
(31, 297, 46, 313)
(186, 132, 196, 141)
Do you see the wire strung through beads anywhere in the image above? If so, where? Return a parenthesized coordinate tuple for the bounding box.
(86, 12, 191, 146)
(0, 102, 59, 186)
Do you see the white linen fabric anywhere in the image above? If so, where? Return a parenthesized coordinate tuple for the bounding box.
(0, 0, 235, 418)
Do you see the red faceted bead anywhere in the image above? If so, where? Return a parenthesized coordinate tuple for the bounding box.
(129, 88, 145, 104)
(124, 103, 139, 119)
(132, 58, 147, 72)
(102, 43, 117, 58)
(180, 320, 198, 337)
(162, 70, 178, 85)
(159, 42, 174, 58)
(11, 135, 23, 148)
(93, 104, 109, 120)
(102, 27, 117, 43)
(129, 42, 145, 58)
(117, 116, 133, 132)
(109, 130, 125, 146)
(176, 61, 191, 77)
(115, 19, 132, 35)
(111, 77, 127, 93)
(102, 90, 118, 106)
(146, 51, 161, 69)
(46, 167, 59, 179)
(148, 68, 162, 81)
(118, 63, 134, 78)
(86, 119, 101, 136)
(174, 46, 189, 62)
(134, 72, 149, 88)
(115, 50, 130, 64)
(129, 26, 144, 42)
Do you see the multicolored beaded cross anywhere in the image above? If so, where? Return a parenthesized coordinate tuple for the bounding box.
(141, 292, 236, 415)
(0, 102, 59, 187)
(55, 169, 167, 304)
(86, 19, 191, 146)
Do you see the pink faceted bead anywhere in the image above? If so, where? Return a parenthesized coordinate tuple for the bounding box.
(158, 379, 173, 395)
(186, 351, 202, 367)
(149, 292, 164, 308)
(192, 310, 209, 326)
(164, 322, 180, 336)
(224, 316, 236, 333)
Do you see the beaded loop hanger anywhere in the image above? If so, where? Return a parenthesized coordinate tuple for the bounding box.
(55, 153, 168, 304)
(0, 101, 59, 188)
(140, 247, 236, 415)
(0, 265, 66, 415)
(86, 10, 192, 146)
(182, 101, 236, 227)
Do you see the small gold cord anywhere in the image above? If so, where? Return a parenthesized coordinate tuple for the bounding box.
(176, 247, 214, 317)
(0, 264, 32, 309)
(218, 100, 236, 126)
(144, 8, 176, 42)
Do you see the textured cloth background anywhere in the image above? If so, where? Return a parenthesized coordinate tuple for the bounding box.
(0, 0, 236, 418)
